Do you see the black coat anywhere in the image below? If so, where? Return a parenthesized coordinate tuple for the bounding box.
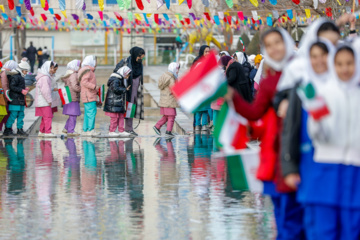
(8, 73, 26, 106)
(103, 76, 127, 113)
(26, 46, 37, 61)
(226, 62, 253, 102)
(280, 83, 302, 177)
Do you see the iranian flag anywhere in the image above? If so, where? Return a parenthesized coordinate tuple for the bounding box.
(297, 82, 330, 121)
(214, 101, 249, 154)
(5, 90, 12, 102)
(125, 102, 136, 118)
(171, 52, 227, 113)
(58, 86, 72, 105)
(226, 151, 263, 193)
(98, 84, 105, 104)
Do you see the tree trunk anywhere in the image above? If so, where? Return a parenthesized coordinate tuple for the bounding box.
(14, 27, 20, 61)
(21, 28, 26, 51)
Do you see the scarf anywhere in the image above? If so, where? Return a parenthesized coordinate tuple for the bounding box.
(129, 47, 144, 79)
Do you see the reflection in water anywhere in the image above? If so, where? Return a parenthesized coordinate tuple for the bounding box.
(0, 136, 275, 239)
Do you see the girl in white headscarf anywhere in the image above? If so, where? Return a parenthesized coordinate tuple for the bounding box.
(35, 61, 59, 137)
(61, 60, 81, 136)
(103, 66, 132, 137)
(39, 61, 61, 114)
(78, 55, 101, 136)
(0, 60, 18, 131)
(153, 62, 180, 138)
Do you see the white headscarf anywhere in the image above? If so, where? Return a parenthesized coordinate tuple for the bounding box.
(234, 52, 246, 64)
(248, 54, 256, 66)
(168, 62, 180, 79)
(2, 60, 18, 71)
(38, 61, 58, 80)
(220, 51, 231, 57)
(117, 66, 132, 77)
(262, 28, 294, 72)
(328, 43, 360, 89)
(82, 55, 96, 68)
(67, 59, 81, 72)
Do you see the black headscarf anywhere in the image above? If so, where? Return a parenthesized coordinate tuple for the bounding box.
(192, 45, 209, 65)
(129, 47, 145, 78)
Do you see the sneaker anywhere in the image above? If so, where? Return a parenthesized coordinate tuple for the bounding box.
(195, 126, 201, 132)
(118, 131, 132, 138)
(3, 128, 13, 136)
(89, 130, 101, 137)
(108, 132, 120, 137)
(38, 132, 44, 137)
(17, 129, 28, 137)
(165, 131, 175, 138)
(67, 132, 80, 137)
(153, 126, 161, 136)
(208, 120, 214, 129)
(43, 133, 57, 138)
(153, 137, 161, 147)
(201, 125, 208, 132)
(62, 129, 68, 134)
(126, 130, 138, 137)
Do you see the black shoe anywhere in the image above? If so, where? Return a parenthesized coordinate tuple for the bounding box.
(166, 138, 173, 143)
(3, 128, 13, 136)
(153, 126, 161, 136)
(165, 131, 175, 138)
(17, 129, 28, 137)
(153, 137, 161, 147)
(126, 130, 138, 137)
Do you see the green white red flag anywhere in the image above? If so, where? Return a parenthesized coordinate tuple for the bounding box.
(58, 86, 72, 105)
(98, 84, 105, 104)
(214, 101, 249, 154)
(125, 102, 136, 118)
(171, 52, 227, 113)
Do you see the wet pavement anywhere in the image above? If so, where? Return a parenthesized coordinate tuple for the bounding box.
(0, 111, 276, 240)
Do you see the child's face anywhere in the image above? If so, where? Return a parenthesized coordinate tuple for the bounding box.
(124, 74, 130, 79)
(22, 70, 28, 75)
(334, 50, 355, 82)
(318, 31, 340, 46)
(264, 32, 286, 62)
(310, 46, 328, 74)
(50, 66, 58, 75)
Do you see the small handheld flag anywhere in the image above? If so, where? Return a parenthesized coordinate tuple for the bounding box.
(98, 84, 105, 104)
(125, 102, 136, 118)
(58, 86, 72, 105)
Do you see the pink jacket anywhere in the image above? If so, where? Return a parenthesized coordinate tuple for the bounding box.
(35, 73, 52, 107)
(78, 67, 98, 103)
(62, 72, 81, 102)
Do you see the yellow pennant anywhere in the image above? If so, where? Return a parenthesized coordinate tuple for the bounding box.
(0, 19, 3, 24)
(305, 9, 311, 18)
(40, 0, 45, 8)
(61, 10, 67, 19)
(134, 13, 142, 21)
(84, 19, 89, 25)
(147, 13, 152, 17)
(337, 0, 341, 5)
(99, 0, 104, 11)
(249, 0, 259, 7)
(0, 5, 4, 13)
(179, 0, 185, 5)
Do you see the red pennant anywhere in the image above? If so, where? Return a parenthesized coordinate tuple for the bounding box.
(204, 12, 211, 21)
(142, 28, 146, 33)
(187, 0, 192, 9)
(180, 20, 185, 25)
(251, 18, 255, 24)
(325, 8, 332, 17)
(292, 0, 300, 4)
(235, 19, 239, 25)
(30, 7, 35, 16)
(54, 14, 61, 21)
(8, 0, 14, 10)
(98, 11, 103, 21)
(135, 0, 144, 10)
(185, 18, 190, 25)
(114, 12, 123, 21)
(41, 13, 47, 22)
(154, 14, 159, 24)
(227, 16, 232, 25)
(76, 19, 79, 25)
(223, 17, 227, 23)
(135, 19, 141, 25)
(44, 0, 49, 10)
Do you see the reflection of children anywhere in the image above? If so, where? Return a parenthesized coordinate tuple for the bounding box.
(103, 66, 132, 137)
(4, 61, 30, 136)
(153, 63, 180, 138)
(0, 65, 8, 133)
(6, 139, 25, 195)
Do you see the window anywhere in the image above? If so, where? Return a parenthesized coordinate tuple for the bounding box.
(92, 0, 117, 4)
(31, 0, 40, 4)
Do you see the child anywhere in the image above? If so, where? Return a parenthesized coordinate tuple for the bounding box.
(78, 55, 100, 137)
(153, 62, 180, 138)
(228, 28, 305, 239)
(0, 60, 17, 131)
(35, 61, 59, 138)
(62, 60, 81, 137)
(3, 61, 30, 136)
(103, 66, 132, 137)
(0, 63, 8, 132)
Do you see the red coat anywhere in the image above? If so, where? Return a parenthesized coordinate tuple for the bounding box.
(232, 70, 293, 193)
